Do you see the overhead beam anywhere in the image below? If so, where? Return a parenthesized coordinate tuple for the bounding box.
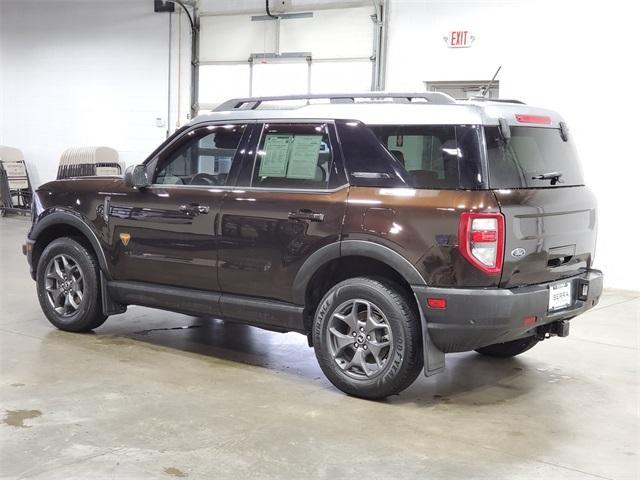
(199, 1, 371, 17)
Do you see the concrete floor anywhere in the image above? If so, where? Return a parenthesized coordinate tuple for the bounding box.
(0, 215, 638, 480)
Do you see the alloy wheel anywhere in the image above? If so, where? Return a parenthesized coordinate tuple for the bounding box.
(326, 299, 393, 379)
(44, 254, 85, 317)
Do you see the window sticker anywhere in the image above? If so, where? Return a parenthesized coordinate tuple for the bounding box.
(259, 134, 293, 177)
(286, 135, 323, 179)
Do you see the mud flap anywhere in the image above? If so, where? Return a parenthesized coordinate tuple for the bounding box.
(413, 293, 445, 376)
(100, 272, 127, 316)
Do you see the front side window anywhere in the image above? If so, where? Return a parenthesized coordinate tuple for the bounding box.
(251, 123, 333, 189)
(154, 124, 246, 186)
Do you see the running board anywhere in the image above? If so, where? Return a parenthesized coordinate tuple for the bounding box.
(107, 280, 305, 333)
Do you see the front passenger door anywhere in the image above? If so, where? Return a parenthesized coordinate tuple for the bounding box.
(109, 123, 250, 291)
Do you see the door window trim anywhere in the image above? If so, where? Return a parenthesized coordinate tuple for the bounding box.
(144, 184, 348, 195)
(234, 120, 347, 192)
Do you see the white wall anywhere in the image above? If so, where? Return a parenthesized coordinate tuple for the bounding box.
(385, 0, 639, 290)
(1, 0, 637, 290)
(0, 0, 175, 186)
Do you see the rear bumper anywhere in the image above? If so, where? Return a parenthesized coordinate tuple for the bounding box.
(413, 269, 603, 353)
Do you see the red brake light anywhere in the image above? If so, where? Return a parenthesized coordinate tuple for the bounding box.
(471, 230, 497, 242)
(458, 212, 505, 275)
(515, 114, 551, 125)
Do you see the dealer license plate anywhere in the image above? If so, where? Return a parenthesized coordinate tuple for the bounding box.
(548, 280, 572, 312)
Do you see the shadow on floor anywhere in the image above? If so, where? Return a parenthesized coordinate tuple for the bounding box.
(47, 314, 538, 405)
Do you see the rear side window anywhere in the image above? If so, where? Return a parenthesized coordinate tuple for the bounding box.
(485, 126, 584, 188)
(335, 120, 413, 188)
(368, 124, 484, 190)
(252, 123, 333, 189)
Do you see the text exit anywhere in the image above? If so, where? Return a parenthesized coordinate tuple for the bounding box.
(445, 31, 474, 48)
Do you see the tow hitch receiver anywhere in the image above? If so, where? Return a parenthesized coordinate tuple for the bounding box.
(537, 320, 571, 340)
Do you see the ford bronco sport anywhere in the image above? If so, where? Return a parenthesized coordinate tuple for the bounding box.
(24, 93, 603, 399)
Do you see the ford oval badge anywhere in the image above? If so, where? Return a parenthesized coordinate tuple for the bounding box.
(511, 247, 526, 258)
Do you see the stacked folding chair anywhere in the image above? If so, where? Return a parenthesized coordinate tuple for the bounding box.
(0, 146, 33, 217)
(57, 146, 122, 179)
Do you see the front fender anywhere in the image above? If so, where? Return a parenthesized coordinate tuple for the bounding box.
(29, 208, 111, 279)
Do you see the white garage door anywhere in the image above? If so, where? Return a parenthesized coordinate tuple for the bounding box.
(198, 5, 375, 110)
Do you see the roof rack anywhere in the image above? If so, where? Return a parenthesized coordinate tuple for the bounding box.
(467, 96, 526, 105)
(213, 92, 456, 111)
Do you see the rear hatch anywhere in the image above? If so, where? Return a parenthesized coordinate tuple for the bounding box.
(484, 124, 597, 288)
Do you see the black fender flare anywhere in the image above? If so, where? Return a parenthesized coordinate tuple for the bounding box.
(291, 239, 427, 305)
(293, 239, 444, 378)
(30, 209, 112, 279)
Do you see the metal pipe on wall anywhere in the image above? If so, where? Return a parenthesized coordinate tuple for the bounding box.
(370, 0, 381, 90)
(166, 11, 172, 137)
(370, 0, 388, 91)
(199, 1, 372, 17)
(165, 0, 199, 121)
(378, 0, 389, 90)
(191, 5, 200, 119)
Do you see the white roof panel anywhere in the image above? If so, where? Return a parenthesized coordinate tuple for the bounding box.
(191, 95, 565, 127)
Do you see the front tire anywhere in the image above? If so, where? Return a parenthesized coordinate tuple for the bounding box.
(475, 336, 538, 358)
(36, 237, 107, 332)
(312, 277, 423, 400)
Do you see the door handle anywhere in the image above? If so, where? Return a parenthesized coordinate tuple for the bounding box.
(179, 203, 210, 215)
(288, 210, 325, 222)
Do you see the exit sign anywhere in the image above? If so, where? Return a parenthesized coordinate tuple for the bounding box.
(444, 31, 474, 48)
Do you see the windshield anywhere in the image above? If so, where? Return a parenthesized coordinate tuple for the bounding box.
(485, 126, 584, 188)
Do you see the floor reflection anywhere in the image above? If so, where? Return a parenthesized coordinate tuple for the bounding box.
(113, 314, 322, 381)
(97, 308, 543, 405)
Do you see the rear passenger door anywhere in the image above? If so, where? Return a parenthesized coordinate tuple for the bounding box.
(218, 122, 348, 304)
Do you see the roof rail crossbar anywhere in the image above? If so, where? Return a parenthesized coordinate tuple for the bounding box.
(213, 92, 456, 111)
(468, 96, 526, 105)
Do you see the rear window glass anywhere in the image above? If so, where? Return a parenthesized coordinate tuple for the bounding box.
(369, 125, 484, 190)
(485, 126, 584, 188)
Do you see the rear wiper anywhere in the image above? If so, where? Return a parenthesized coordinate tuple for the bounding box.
(531, 171, 563, 185)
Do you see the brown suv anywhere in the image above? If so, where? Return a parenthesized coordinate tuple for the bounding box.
(24, 93, 603, 399)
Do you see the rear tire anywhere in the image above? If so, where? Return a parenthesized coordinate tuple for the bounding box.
(475, 336, 538, 358)
(36, 237, 107, 332)
(312, 277, 423, 400)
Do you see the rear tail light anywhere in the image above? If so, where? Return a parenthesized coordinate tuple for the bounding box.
(458, 212, 505, 275)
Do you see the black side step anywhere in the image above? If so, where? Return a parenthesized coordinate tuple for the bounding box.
(106, 280, 305, 333)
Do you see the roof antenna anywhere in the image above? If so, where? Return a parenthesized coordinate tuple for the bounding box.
(481, 65, 502, 98)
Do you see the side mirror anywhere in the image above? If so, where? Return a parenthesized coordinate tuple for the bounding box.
(124, 164, 150, 189)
